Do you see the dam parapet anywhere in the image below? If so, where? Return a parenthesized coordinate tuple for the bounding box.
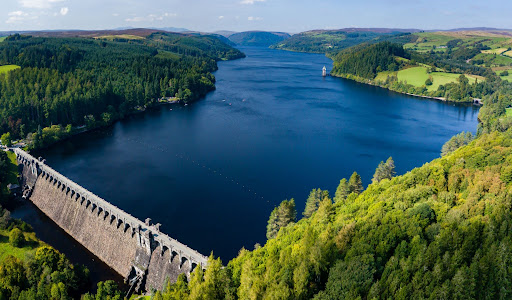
(15, 148, 208, 293)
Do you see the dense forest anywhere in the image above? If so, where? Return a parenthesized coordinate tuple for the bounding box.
(331, 42, 409, 79)
(144, 79, 512, 299)
(0, 33, 244, 148)
(270, 30, 413, 54)
(228, 31, 291, 47)
(3, 29, 512, 299)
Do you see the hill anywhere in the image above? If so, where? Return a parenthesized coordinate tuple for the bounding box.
(148, 76, 512, 299)
(0, 33, 244, 149)
(270, 29, 416, 53)
(213, 30, 238, 38)
(228, 31, 291, 47)
(330, 37, 500, 102)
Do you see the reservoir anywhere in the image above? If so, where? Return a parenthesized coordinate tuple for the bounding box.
(18, 47, 479, 270)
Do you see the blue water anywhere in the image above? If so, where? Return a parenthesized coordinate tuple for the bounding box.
(33, 47, 479, 262)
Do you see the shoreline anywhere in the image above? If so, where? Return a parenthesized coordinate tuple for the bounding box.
(329, 72, 483, 106)
(22, 99, 190, 153)
(267, 47, 481, 107)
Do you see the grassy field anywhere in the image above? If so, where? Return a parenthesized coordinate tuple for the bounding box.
(491, 66, 512, 82)
(5, 151, 18, 185)
(503, 50, 512, 57)
(395, 66, 478, 91)
(0, 37, 6, 42)
(507, 108, 512, 117)
(0, 229, 41, 261)
(0, 65, 20, 75)
(482, 48, 508, 54)
(499, 72, 512, 82)
(374, 71, 397, 82)
(95, 34, 145, 41)
(404, 32, 512, 53)
(404, 33, 453, 52)
(1, 151, 19, 199)
(473, 53, 512, 67)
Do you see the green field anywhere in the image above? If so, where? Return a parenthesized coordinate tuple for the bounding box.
(404, 32, 512, 53)
(5, 151, 18, 185)
(0, 37, 6, 42)
(395, 66, 478, 91)
(503, 50, 512, 57)
(374, 71, 397, 82)
(498, 70, 512, 82)
(1, 151, 19, 199)
(0, 65, 20, 74)
(0, 229, 40, 261)
(473, 52, 512, 67)
(482, 48, 508, 54)
(404, 33, 452, 52)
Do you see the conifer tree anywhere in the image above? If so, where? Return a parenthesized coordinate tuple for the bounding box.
(266, 199, 297, 239)
(303, 189, 322, 218)
(372, 157, 396, 183)
(334, 178, 350, 203)
(348, 172, 363, 195)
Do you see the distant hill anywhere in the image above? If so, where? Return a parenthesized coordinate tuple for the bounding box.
(213, 30, 238, 38)
(271, 29, 416, 54)
(151, 27, 190, 32)
(228, 31, 291, 47)
(15, 28, 162, 38)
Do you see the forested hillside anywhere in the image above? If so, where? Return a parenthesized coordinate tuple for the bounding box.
(3, 28, 512, 299)
(145, 79, 512, 299)
(0, 33, 243, 148)
(228, 31, 290, 47)
(270, 30, 414, 53)
(330, 40, 500, 103)
(331, 42, 408, 79)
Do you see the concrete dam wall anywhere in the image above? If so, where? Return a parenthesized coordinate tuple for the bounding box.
(15, 148, 208, 293)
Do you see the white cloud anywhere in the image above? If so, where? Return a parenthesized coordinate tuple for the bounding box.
(125, 16, 144, 22)
(6, 10, 37, 23)
(19, 0, 66, 9)
(247, 16, 262, 21)
(218, 16, 224, 20)
(125, 13, 177, 22)
(112, 13, 119, 17)
(240, 0, 265, 4)
(60, 7, 68, 16)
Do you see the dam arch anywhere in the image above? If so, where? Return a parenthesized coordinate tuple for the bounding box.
(15, 148, 208, 293)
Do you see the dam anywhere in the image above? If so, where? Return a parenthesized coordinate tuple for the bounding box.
(14, 148, 208, 293)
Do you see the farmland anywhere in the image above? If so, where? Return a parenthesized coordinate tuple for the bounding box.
(404, 31, 512, 54)
(375, 66, 480, 91)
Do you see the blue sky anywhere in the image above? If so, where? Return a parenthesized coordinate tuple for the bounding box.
(1, 0, 510, 33)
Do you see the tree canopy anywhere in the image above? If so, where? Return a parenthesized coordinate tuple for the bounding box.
(266, 199, 296, 239)
(372, 156, 396, 183)
(0, 34, 243, 149)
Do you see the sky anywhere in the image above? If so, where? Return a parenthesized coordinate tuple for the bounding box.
(1, 0, 511, 33)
